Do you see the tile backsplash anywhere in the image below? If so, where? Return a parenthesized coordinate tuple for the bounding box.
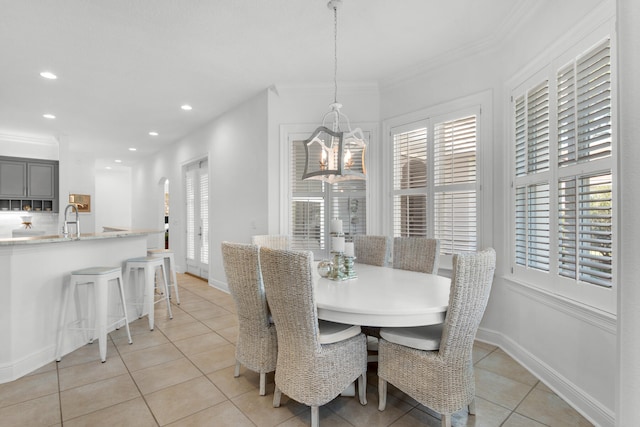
(0, 212, 59, 238)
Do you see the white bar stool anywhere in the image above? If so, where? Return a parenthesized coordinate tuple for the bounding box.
(147, 248, 180, 304)
(125, 256, 173, 330)
(56, 266, 132, 363)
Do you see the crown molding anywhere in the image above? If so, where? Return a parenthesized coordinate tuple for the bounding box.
(380, 0, 543, 90)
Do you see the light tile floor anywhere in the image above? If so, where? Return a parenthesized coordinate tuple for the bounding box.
(0, 273, 594, 426)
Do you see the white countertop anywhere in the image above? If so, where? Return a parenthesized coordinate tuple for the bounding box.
(0, 228, 162, 246)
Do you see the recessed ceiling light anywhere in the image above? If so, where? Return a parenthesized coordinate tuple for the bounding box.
(115, 159, 122, 163)
(40, 71, 57, 80)
(181, 104, 193, 111)
(149, 131, 159, 136)
(43, 114, 56, 119)
(105, 166, 112, 170)
(129, 147, 137, 151)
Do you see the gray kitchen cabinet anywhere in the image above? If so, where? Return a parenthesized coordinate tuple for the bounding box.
(28, 162, 56, 198)
(0, 156, 59, 212)
(0, 160, 27, 197)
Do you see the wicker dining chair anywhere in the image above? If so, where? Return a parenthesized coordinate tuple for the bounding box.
(221, 242, 278, 396)
(353, 235, 390, 266)
(377, 248, 496, 427)
(251, 234, 290, 250)
(259, 247, 368, 427)
(392, 236, 440, 274)
(362, 236, 438, 341)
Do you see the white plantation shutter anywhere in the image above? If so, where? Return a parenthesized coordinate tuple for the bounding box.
(290, 134, 367, 259)
(576, 40, 612, 162)
(558, 178, 577, 278)
(527, 183, 550, 271)
(514, 183, 551, 271)
(527, 82, 550, 173)
(515, 186, 526, 266)
(514, 97, 527, 176)
(559, 173, 612, 287)
(513, 36, 614, 292)
(556, 38, 613, 288)
(557, 65, 577, 166)
(558, 39, 612, 167)
(186, 171, 195, 260)
(291, 138, 325, 253)
(392, 125, 428, 237)
(391, 113, 479, 253)
(577, 173, 612, 286)
(433, 115, 477, 254)
(199, 171, 209, 264)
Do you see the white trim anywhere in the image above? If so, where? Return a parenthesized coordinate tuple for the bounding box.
(381, 2, 545, 90)
(0, 345, 54, 384)
(501, 276, 616, 333)
(477, 327, 615, 427)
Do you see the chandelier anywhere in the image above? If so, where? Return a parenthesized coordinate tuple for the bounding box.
(301, 0, 366, 183)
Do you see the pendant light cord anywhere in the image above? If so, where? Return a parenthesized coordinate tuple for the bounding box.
(333, 4, 338, 105)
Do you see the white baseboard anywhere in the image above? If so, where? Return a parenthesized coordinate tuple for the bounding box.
(0, 345, 55, 384)
(476, 327, 615, 427)
(208, 278, 229, 293)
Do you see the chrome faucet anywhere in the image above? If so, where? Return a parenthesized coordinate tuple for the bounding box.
(62, 204, 80, 239)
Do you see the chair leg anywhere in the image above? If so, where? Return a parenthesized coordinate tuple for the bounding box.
(273, 386, 282, 407)
(468, 398, 476, 415)
(357, 372, 367, 405)
(378, 378, 387, 411)
(159, 263, 173, 319)
(259, 372, 267, 396)
(168, 255, 180, 304)
(311, 406, 319, 427)
(441, 413, 452, 427)
(144, 267, 155, 330)
(95, 278, 109, 363)
(56, 280, 73, 362)
(115, 276, 133, 345)
(234, 361, 240, 378)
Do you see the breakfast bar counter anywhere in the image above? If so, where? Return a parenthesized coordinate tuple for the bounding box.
(0, 229, 161, 383)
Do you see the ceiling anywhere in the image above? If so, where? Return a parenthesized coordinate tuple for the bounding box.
(0, 0, 530, 168)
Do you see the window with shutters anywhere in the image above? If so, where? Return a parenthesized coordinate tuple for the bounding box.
(289, 133, 367, 259)
(511, 35, 615, 308)
(513, 81, 551, 272)
(391, 111, 478, 255)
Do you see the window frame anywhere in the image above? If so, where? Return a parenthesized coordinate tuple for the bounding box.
(383, 91, 492, 269)
(508, 19, 617, 314)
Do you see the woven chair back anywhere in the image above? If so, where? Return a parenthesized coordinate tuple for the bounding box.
(392, 237, 440, 274)
(439, 248, 496, 361)
(353, 235, 390, 266)
(251, 235, 290, 250)
(259, 247, 321, 353)
(221, 242, 271, 328)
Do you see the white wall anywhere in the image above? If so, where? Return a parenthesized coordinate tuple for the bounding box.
(616, 0, 640, 424)
(95, 168, 132, 232)
(132, 91, 270, 289)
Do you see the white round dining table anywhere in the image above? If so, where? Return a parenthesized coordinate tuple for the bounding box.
(314, 263, 451, 327)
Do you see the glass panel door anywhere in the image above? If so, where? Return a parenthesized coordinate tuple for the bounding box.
(185, 159, 209, 279)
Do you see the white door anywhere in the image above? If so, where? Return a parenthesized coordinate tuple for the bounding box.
(185, 159, 209, 279)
